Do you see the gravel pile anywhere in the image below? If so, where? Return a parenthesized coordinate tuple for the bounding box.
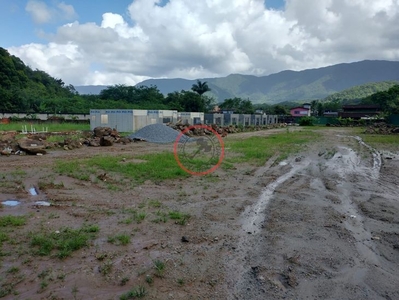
(128, 124, 191, 144)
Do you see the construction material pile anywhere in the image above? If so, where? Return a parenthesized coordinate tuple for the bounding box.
(129, 124, 191, 144)
(364, 123, 399, 134)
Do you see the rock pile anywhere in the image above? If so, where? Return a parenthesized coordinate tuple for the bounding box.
(364, 123, 399, 134)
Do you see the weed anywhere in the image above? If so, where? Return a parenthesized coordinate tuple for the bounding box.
(145, 274, 153, 284)
(0, 231, 8, 244)
(71, 285, 79, 300)
(177, 278, 185, 285)
(6, 266, 19, 274)
(99, 260, 113, 276)
(119, 217, 134, 225)
(135, 212, 146, 223)
(169, 211, 190, 225)
(39, 280, 48, 291)
(119, 286, 146, 300)
(153, 259, 166, 277)
(0, 215, 27, 227)
(108, 234, 130, 246)
(148, 199, 162, 208)
(120, 277, 129, 286)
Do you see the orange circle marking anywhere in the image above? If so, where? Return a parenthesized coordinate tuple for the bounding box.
(173, 125, 225, 176)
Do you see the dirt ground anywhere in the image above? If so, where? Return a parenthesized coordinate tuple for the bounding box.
(0, 127, 398, 300)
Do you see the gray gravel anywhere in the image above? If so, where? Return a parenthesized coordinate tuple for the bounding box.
(128, 124, 191, 144)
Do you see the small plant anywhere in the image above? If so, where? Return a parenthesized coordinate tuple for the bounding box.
(71, 285, 79, 300)
(145, 274, 153, 284)
(7, 266, 19, 274)
(120, 276, 129, 286)
(148, 199, 162, 208)
(39, 280, 48, 292)
(108, 234, 130, 246)
(99, 260, 113, 276)
(135, 212, 146, 223)
(169, 211, 190, 225)
(153, 259, 166, 277)
(119, 286, 146, 300)
(177, 278, 185, 286)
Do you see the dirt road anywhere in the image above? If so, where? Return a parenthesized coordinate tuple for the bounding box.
(0, 128, 398, 299)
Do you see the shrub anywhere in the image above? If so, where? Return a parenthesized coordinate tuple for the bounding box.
(299, 116, 316, 126)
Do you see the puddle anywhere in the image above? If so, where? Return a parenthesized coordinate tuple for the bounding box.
(34, 201, 51, 206)
(29, 187, 38, 196)
(2, 200, 21, 206)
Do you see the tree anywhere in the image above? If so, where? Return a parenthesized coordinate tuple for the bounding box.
(191, 80, 211, 96)
(219, 97, 254, 114)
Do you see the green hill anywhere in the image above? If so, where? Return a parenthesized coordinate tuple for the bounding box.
(323, 81, 399, 103)
(0, 47, 76, 113)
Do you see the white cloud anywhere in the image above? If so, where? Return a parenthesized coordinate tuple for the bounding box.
(25, 0, 77, 24)
(25, 0, 53, 24)
(12, 0, 399, 86)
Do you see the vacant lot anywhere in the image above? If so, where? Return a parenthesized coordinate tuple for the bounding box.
(0, 127, 398, 300)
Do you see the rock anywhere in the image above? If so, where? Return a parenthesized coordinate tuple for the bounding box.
(181, 236, 189, 243)
(94, 126, 111, 137)
(371, 236, 381, 241)
(18, 138, 47, 155)
(88, 139, 101, 147)
(100, 136, 114, 146)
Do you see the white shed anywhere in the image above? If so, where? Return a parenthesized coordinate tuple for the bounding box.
(90, 109, 148, 132)
(147, 110, 178, 124)
(178, 112, 204, 125)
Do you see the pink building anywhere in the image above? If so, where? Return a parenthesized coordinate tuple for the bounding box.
(290, 106, 310, 117)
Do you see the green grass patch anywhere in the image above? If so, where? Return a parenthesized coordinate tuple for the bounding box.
(56, 151, 189, 183)
(30, 224, 99, 259)
(225, 130, 320, 166)
(0, 215, 27, 227)
(54, 160, 93, 181)
(86, 152, 188, 182)
(0, 122, 89, 132)
(108, 234, 130, 246)
(119, 286, 147, 300)
(168, 211, 190, 225)
(359, 134, 399, 147)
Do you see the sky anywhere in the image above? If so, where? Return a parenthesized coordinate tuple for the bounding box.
(1, 0, 398, 86)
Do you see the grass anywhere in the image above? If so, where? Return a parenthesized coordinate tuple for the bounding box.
(153, 259, 166, 277)
(359, 134, 399, 147)
(0, 215, 27, 227)
(99, 260, 113, 276)
(0, 122, 89, 132)
(119, 286, 147, 300)
(168, 210, 190, 225)
(225, 130, 320, 166)
(30, 224, 99, 258)
(55, 152, 189, 183)
(108, 234, 131, 246)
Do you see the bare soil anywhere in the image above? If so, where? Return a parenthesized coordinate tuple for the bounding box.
(0, 128, 398, 300)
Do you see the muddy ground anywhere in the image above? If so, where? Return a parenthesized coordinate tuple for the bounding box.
(0, 127, 398, 300)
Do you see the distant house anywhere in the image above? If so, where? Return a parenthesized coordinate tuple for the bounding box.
(290, 106, 310, 117)
(338, 105, 381, 119)
(323, 111, 339, 118)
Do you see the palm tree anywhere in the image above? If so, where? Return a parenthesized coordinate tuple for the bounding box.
(191, 80, 211, 96)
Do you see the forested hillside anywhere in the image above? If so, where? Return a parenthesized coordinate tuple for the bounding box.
(323, 81, 399, 103)
(1, 47, 399, 115)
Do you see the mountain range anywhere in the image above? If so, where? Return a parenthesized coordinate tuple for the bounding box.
(75, 60, 399, 104)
